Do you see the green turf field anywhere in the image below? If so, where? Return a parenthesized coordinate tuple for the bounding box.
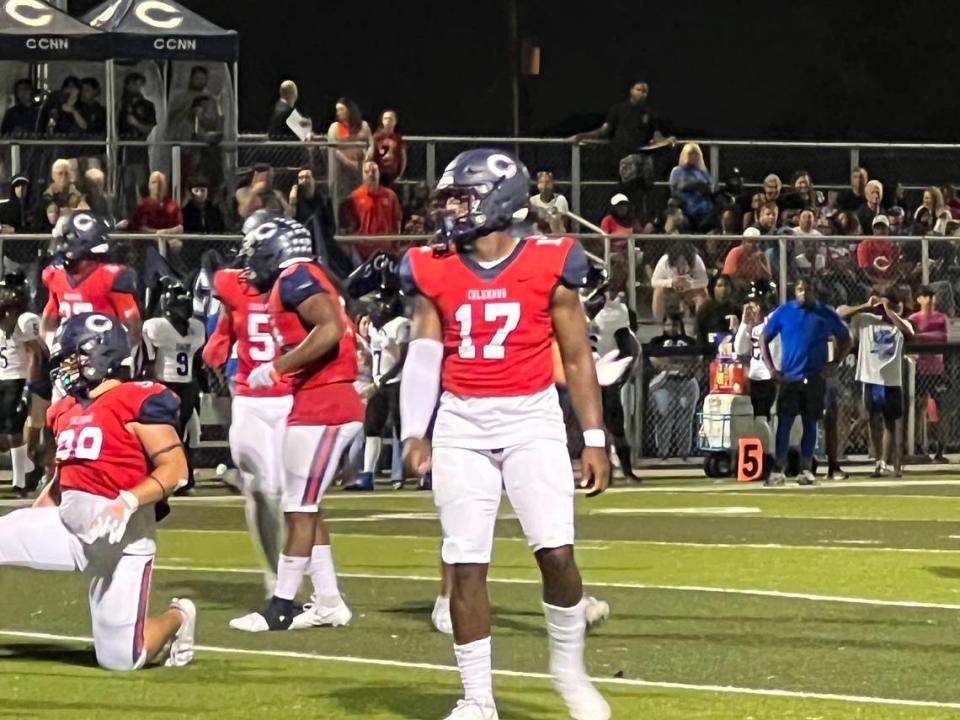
(3, 473, 960, 719)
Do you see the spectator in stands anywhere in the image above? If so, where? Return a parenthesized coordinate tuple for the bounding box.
(168, 66, 211, 140)
(40, 77, 83, 136)
(762, 174, 783, 205)
(836, 167, 868, 211)
(235, 162, 289, 219)
(182, 176, 224, 234)
(856, 180, 884, 232)
(79, 168, 111, 220)
(1, 79, 38, 136)
(131, 171, 183, 235)
(782, 170, 825, 213)
(712, 208, 739, 235)
(795, 208, 821, 236)
(327, 97, 373, 202)
(0, 176, 32, 232)
(913, 186, 946, 235)
(369, 109, 406, 187)
(943, 184, 960, 220)
(669, 142, 714, 231)
(651, 241, 709, 320)
(341, 160, 402, 250)
(42, 159, 81, 209)
(77, 78, 106, 136)
(600, 193, 640, 251)
(723, 227, 772, 293)
(753, 200, 779, 235)
(567, 81, 672, 205)
(646, 312, 700, 460)
(696, 273, 740, 344)
(118, 72, 156, 216)
(529, 171, 569, 234)
(662, 207, 686, 234)
(909, 286, 949, 461)
(887, 206, 907, 236)
(857, 215, 899, 289)
(742, 191, 764, 229)
(267, 79, 301, 140)
(837, 211, 862, 236)
(288, 165, 345, 270)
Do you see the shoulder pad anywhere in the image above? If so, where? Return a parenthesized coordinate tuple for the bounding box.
(135, 385, 181, 426)
(278, 264, 327, 311)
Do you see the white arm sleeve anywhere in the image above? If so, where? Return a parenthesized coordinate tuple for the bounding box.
(400, 338, 443, 441)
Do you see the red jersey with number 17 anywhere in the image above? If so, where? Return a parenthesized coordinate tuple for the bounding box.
(42, 262, 140, 324)
(210, 269, 291, 398)
(268, 261, 362, 426)
(49, 381, 180, 499)
(400, 236, 590, 397)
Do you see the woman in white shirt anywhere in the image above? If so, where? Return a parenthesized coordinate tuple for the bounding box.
(651, 241, 709, 321)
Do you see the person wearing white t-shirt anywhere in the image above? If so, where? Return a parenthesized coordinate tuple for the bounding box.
(142, 282, 206, 492)
(529, 171, 570, 235)
(650, 242, 709, 323)
(839, 290, 914, 477)
(0, 283, 42, 495)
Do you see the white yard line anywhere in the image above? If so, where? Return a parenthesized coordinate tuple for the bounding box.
(1, 628, 959, 711)
(152, 564, 960, 611)
(158, 528, 960, 554)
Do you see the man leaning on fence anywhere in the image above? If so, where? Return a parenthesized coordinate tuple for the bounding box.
(761, 279, 851, 486)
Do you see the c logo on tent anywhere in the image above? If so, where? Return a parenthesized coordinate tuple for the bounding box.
(89, 0, 122, 27)
(135, 0, 183, 29)
(5, 0, 53, 28)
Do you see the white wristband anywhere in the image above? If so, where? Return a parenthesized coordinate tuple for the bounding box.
(583, 429, 606, 448)
(118, 490, 140, 511)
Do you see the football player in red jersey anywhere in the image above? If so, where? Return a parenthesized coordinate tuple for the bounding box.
(229, 216, 363, 633)
(203, 255, 292, 595)
(40, 212, 141, 348)
(400, 149, 611, 720)
(0, 313, 196, 670)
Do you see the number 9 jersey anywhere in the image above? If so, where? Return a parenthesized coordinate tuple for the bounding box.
(48, 381, 181, 499)
(400, 236, 590, 449)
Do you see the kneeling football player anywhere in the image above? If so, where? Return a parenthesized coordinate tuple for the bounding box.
(0, 313, 196, 670)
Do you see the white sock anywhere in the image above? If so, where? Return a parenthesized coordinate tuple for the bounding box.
(454, 636, 495, 708)
(11, 444, 28, 490)
(274, 554, 309, 601)
(308, 544, 341, 602)
(363, 436, 382, 474)
(544, 599, 589, 681)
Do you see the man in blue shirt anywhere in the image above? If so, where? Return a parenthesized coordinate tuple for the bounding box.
(760, 280, 851, 485)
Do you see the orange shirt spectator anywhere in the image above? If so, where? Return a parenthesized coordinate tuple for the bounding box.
(722, 227, 771, 288)
(343, 161, 402, 258)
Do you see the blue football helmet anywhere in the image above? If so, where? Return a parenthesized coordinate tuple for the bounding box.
(241, 208, 280, 236)
(159, 277, 193, 325)
(50, 313, 130, 397)
(435, 149, 531, 251)
(239, 216, 314, 293)
(54, 212, 112, 270)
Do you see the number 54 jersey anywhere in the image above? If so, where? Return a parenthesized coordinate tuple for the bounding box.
(400, 236, 589, 450)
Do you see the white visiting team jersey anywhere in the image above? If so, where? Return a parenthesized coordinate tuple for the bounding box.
(589, 299, 630, 356)
(851, 313, 908, 387)
(142, 317, 206, 383)
(0, 312, 39, 381)
(369, 316, 410, 385)
(733, 319, 781, 381)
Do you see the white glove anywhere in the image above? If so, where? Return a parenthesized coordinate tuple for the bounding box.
(594, 349, 633, 387)
(248, 362, 279, 389)
(90, 490, 139, 544)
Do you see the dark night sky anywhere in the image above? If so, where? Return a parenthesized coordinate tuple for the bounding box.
(69, 0, 959, 141)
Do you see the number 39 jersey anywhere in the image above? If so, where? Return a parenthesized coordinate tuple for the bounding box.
(212, 269, 291, 398)
(48, 381, 181, 499)
(141, 317, 206, 384)
(400, 236, 590, 449)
